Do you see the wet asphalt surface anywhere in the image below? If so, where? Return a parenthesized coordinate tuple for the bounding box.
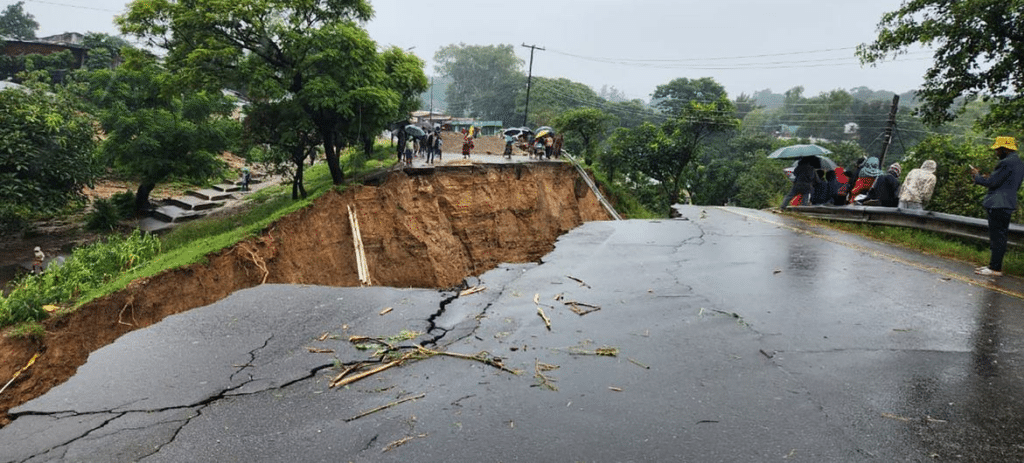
(4, 205, 1024, 462)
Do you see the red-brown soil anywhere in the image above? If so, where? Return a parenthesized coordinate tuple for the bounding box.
(0, 163, 609, 425)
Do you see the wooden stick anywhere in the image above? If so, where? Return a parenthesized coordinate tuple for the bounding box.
(1, 353, 39, 396)
(345, 393, 426, 422)
(330, 360, 402, 388)
(537, 307, 551, 330)
(382, 433, 428, 453)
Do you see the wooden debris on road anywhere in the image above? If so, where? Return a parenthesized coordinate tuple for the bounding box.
(567, 275, 591, 288)
(379, 307, 393, 316)
(345, 393, 426, 422)
(534, 360, 559, 391)
(382, 433, 428, 453)
(306, 347, 334, 354)
(537, 307, 552, 330)
(459, 285, 486, 297)
(564, 300, 601, 316)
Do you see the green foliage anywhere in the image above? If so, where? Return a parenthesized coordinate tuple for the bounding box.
(84, 49, 238, 211)
(857, 0, 1024, 131)
(7, 321, 45, 340)
(898, 135, 1009, 219)
(0, 86, 99, 218)
(0, 1, 38, 39)
(434, 44, 524, 121)
(86, 191, 136, 232)
(652, 77, 727, 117)
(521, 77, 603, 127)
(0, 229, 161, 327)
(553, 107, 617, 167)
(120, 0, 423, 185)
(733, 156, 789, 209)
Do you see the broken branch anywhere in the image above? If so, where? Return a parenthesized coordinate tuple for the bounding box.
(567, 275, 591, 288)
(382, 433, 428, 453)
(331, 360, 402, 388)
(459, 285, 486, 297)
(537, 307, 551, 330)
(345, 393, 426, 422)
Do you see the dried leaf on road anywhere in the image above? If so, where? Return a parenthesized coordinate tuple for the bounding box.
(537, 307, 552, 330)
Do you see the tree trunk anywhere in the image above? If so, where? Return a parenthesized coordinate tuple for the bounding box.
(135, 181, 156, 214)
(292, 149, 308, 200)
(323, 131, 344, 185)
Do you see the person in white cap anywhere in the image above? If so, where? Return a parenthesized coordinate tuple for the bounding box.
(971, 136, 1024, 276)
(32, 246, 45, 274)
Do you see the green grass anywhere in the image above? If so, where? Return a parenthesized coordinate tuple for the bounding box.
(810, 219, 1023, 276)
(2, 148, 398, 329)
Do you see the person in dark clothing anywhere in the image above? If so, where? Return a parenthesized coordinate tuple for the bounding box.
(868, 163, 901, 207)
(810, 169, 830, 205)
(825, 170, 843, 206)
(780, 156, 819, 210)
(971, 136, 1024, 276)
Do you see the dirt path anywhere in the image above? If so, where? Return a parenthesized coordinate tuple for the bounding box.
(0, 162, 611, 425)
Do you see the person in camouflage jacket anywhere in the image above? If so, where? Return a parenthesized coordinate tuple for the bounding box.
(898, 160, 937, 210)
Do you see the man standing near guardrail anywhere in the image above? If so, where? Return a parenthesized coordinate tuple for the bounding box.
(971, 137, 1024, 276)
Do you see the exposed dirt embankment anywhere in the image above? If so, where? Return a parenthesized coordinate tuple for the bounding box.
(0, 163, 609, 423)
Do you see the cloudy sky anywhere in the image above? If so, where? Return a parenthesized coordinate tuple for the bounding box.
(19, 0, 931, 101)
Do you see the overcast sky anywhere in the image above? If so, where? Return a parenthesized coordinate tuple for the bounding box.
(19, 0, 931, 101)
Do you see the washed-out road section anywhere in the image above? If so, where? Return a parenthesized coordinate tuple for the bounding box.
(3, 205, 1024, 462)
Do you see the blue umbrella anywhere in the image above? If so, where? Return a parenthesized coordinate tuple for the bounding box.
(767, 144, 833, 159)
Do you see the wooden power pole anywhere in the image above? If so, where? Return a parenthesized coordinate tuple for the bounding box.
(522, 43, 544, 127)
(877, 94, 900, 168)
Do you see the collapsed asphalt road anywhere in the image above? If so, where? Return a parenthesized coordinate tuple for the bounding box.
(3, 205, 1024, 462)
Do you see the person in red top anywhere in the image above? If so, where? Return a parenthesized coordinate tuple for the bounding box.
(461, 137, 474, 159)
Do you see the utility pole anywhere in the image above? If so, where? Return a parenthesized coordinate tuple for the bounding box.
(877, 94, 899, 168)
(522, 43, 544, 127)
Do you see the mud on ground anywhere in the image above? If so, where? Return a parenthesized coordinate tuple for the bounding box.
(0, 162, 610, 424)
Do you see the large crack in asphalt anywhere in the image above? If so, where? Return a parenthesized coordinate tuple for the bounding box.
(8, 334, 299, 462)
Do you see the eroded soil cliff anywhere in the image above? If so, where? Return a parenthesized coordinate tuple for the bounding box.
(0, 162, 610, 423)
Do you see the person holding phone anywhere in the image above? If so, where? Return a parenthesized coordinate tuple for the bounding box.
(971, 137, 1024, 276)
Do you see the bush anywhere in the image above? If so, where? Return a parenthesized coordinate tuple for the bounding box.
(85, 191, 136, 231)
(0, 229, 161, 327)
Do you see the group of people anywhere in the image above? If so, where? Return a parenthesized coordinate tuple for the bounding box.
(780, 136, 1024, 278)
(398, 128, 443, 165)
(780, 155, 938, 211)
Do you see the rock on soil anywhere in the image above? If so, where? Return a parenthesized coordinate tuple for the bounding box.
(0, 162, 610, 425)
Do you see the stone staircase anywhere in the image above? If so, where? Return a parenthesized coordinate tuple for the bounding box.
(139, 178, 258, 233)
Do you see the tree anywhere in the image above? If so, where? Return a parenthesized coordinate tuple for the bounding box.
(651, 77, 727, 116)
(857, 0, 1024, 131)
(118, 0, 425, 186)
(519, 77, 602, 127)
(244, 100, 320, 200)
(0, 85, 98, 229)
(434, 44, 524, 122)
(85, 50, 238, 213)
(0, 1, 38, 40)
(552, 107, 617, 166)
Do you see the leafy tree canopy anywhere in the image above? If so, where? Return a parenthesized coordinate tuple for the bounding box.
(0, 1, 38, 40)
(434, 43, 524, 122)
(651, 77, 728, 116)
(84, 49, 239, 212)
(0, 85, 99, 225)
(118, 0, 424, 185)
(857, 0, 1024, 132)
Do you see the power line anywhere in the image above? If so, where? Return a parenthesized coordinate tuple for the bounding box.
(24, 0, 121, 13)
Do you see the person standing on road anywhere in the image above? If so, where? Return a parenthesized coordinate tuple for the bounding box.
(971, 137, 1024, 276)
(898, 160, 937, 210)
(433, 135, 443, 163)
(780, 156, 818, 210)
(462, 136, 474, 159)
(503, 133, 514, 158)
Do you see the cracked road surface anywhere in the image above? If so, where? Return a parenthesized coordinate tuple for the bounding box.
(4, 205, 1024, 462)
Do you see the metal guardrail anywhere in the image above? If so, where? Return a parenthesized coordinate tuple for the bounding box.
(788, 205, 1024, 247)
(562, 151, 622, 220)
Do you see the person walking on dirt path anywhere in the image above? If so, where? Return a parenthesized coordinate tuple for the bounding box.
(32, 246, 45, 274)
(971, 137, 1024, 276)
(504, 134, 514, 159)
(241, 167, 251, 192)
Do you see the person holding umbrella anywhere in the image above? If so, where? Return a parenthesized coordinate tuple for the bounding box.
(971, 137, 1024, 276)
(780, 156, 820, 210)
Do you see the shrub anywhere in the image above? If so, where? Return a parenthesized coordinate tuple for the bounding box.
(0, 229, 161, 326)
